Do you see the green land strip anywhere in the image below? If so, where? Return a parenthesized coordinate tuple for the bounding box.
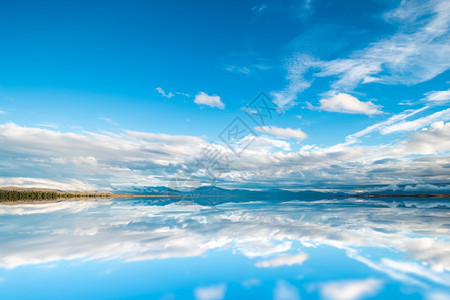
(0, 187, 181, 203)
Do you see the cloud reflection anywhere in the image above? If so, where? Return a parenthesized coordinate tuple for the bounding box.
(320, 278, 383, 300)
(0, 198, 449, 293)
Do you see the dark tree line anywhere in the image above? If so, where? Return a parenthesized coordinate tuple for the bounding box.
(0, 190, 112, 202)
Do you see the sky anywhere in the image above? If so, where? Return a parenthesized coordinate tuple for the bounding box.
(0, 0, 449, 192)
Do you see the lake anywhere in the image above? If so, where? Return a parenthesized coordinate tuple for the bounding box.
(0, 197, 449, 299)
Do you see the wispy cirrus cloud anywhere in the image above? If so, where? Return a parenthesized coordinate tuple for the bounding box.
(97, 117, 118, 126)
(221, 51, 271, 75)
(273, 0, 450, 109)
(272, 54, 315, 109)
(380, 108, 450, 134)
(425, 89, 450, 102)
(344, 107, 450, 146)
(346, 106, 429, 142)
(319, 0, 450, 89)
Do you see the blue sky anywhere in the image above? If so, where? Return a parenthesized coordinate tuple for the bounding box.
(0, 0, 449, 191)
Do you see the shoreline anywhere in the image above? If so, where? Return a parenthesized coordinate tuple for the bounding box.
(0, 195, 183, 205)
(0, 188, 183, 205)
(337, 194, 450, 199)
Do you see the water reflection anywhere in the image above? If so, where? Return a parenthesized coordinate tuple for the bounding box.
(0, 197, 449, 299)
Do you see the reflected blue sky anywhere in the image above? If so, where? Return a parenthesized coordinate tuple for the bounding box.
(0, 197, 449, 299)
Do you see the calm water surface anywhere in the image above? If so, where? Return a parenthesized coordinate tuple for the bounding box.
(0, 197, 449, 299)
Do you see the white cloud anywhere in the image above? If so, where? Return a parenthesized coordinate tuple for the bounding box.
(425, 89, 450, 102)
(273, 0, 450, 108)
(381, 109, 450, 134)
(194, 284, 226, 300)
(318, 93, 382, 115)
(404, 184, 450, 192)
(0, 177, 102, 192)
(402, 238, 450, 273)
(0, 195, 449, 290)
(0, 122, 208, 191)
(381, 258, 450, 285)
(0, 117, 449, 192)
(273, 281, 301, 300)
(37, 123, 59, 129)
(320, 278, 383, 300)
(347, 107, 429, 142)
(255, 126, 307, 140)
(272, 54, 315, 109)
(427, 292, 450, 300)
(241, 279, 261, 288)
(176, 92, 190, 97)
(252, 3, 268, 14)
(255, 253, 308, 268)
(319, 0, 450, 90)
(194, 92, 225, 109)
(403, 121, 450, 155)
(97, 117, 117, 126)
(155, 87, 174, 99)
(224, 65, 251, 74)
(0, 109, 4, 114)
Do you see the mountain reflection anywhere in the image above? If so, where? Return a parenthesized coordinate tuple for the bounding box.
(0, 197, 449, 298)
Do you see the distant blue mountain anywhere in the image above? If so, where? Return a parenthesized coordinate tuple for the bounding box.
(119, 185, 339, 197)
(115, 184, 449, 206)
(120, 186, 182, 195)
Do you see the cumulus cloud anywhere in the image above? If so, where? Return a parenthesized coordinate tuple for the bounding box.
(155, 87, 174, 98)
(194, 284, 226, 300)
(255, 126, 307, 140)
(194, 92, 225, 109)
(403, 121, 450, 154)
(425, 89, 450, 102)
(318, 93, 382, 115)
(255, 253, 308, 268)
(320, 278, 383, 300)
